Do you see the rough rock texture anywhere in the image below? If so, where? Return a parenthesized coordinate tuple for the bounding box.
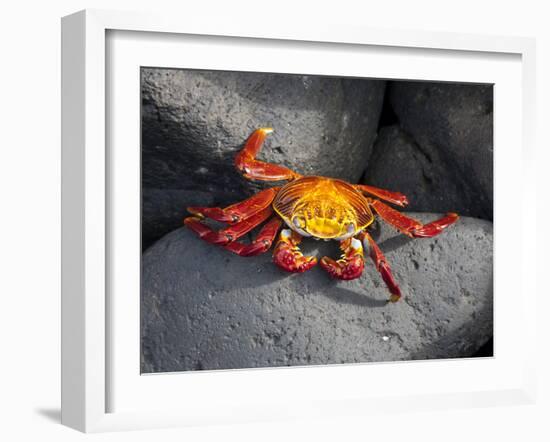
(141, 213, 493, 373)
(142, 189, 215, 251)
(141, 68, 385, 193)
(386, 81, 493, 220)
(141, 69, 386, 249)
(363, 125, 475, 217)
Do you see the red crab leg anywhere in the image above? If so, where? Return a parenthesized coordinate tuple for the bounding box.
(370, 199, 459, 238)
(319, 237, 365, 280)
(272, 229, 317, 273)
(355, 184, 409, 207)
(235, 128, 301, 181)
(224, 218, 282, 257)
(187, 187, 279, 224)
(184, 207, 273, 245)
(358, 231, 401, 303)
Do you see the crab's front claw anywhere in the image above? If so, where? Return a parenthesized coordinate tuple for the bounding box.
(320, 238, 364, 280)
(273, 229, 317, 273)
(320, 256, 364, 280)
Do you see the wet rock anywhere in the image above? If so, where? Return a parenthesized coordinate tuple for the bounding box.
(141, 68, 386, 195)
(388, 81, 493, 220)
(363, 125, 475, 217)
(141, 213, 493, 373)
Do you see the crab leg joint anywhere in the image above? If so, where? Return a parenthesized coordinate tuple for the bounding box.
(184, 128, 459, 302)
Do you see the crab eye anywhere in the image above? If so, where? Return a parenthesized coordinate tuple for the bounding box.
(346, 223, 356, 234)
(293, 216, 306, 229)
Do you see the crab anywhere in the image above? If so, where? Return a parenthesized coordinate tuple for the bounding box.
(184, 128, 459, 302)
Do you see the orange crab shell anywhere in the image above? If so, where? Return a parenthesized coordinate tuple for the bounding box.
(184, 127, 460, 303)
(272, 176, 375, 240)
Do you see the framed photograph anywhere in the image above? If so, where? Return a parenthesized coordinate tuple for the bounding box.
(61, 9, 537, 433)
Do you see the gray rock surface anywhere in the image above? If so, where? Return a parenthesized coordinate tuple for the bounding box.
(363, 125, 477, 217)
(142, 189, 215, 251)
(387, 82, 493, 220)
(141, 68, 386, 194)
(141, 213, 493, 373)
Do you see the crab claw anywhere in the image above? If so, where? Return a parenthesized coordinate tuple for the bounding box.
(273, 229, 317, 273)
(320, 238, 364, 280)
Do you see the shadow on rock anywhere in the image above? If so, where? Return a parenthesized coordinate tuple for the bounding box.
(320, 282, 389, 308)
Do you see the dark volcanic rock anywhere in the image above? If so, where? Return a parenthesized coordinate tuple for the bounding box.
(142, 188, 215, 251)
(141, 213, 493, 373)
(387, 81, 493, 220)
(363, 125, 475, 217)
(141, 68, 386, 195)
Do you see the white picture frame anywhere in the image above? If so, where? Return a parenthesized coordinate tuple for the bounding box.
(61, 9, 537, 433)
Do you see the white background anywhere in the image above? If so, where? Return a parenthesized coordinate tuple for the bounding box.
(0, 0, 548, 441)
(109, 30, 524, 416)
